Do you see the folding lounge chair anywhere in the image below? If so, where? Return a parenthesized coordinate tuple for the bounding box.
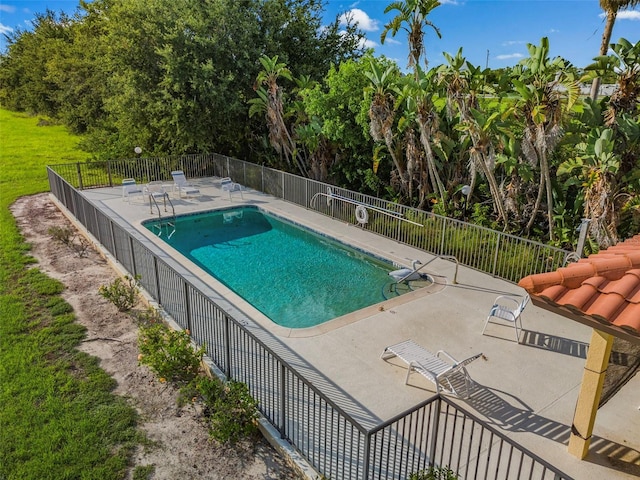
(220, 177, 244, 200)
(122, 178, 144, 203)
(171, 170, 201, 197)
(482, 294, 530, 343)
(381, 340, 482, 398)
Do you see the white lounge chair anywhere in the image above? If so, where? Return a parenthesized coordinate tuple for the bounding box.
(122, 178, 144, 203)
(220, 177, 243, 201)
(482, 294, 530, 343)
(171, 170, 200, 197)
(381, 340, 482, 398)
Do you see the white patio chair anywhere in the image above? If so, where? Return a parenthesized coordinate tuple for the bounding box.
(121, 178, 144, 203)
(381, 340, 482, 398)
(482, 294, 530, 343)
(171, 170, 200, 197)
(220, 177, 244, 201)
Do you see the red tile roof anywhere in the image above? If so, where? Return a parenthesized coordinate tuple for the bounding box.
(518, 235, 640, 342)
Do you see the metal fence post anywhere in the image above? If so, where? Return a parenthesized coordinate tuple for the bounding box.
(184, 282, 192, 333)
(363, 431, 371, 479)
(224, 315, 231, 379)
(76, 163, 84, 190)
(153, 256, 162, 305)
(106, 160, 113, 187)
(576, 219, 591, 258)
(439, 218, 447, 255)
(279, 363, 286, 439)
(129, 236, 137, 278)
(109, 221, 117, 261)
(492, 235, 501, 277)
(428, 398, 442, 468)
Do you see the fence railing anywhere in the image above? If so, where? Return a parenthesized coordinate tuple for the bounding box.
(47, 160, 573, 480)
(48, 153, 573, 284)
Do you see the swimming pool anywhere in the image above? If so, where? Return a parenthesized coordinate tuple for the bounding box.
(144, 207, 394, 328)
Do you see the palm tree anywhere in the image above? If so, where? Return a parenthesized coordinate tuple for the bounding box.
(365, 61, 407, 195)
(512, 38, 580, 240)
(250, 55, 308, 176)
(590, 0, 640, 101)
(380, 0, 442, 74)
(402, 68, 447, 206)
(438, 49, 509, 226)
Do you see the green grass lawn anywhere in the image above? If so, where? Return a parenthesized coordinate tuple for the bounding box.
(0, 109, 142, 479)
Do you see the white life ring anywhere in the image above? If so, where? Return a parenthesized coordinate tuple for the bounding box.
(355, 205, 368, 225)
(327, 187, 333, 207)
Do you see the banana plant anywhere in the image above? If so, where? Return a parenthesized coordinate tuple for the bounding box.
(558, 128, 621, 247)
(399, 67, 447, 207)
(511, 37, 579, 240)
(365, 60, 407, 195)
(438, 49, 511, 227)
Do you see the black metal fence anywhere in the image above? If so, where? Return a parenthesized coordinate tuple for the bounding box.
(47, 161, 572, 480)
(48, 153, 573, 284)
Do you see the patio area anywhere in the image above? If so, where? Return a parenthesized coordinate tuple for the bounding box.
(69, 176, 639, 479)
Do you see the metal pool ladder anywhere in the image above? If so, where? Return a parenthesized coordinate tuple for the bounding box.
(148, 191, 176, 238)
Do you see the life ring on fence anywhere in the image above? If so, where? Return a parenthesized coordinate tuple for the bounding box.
(355, 205, 369, 225)
(327, 187, 333, 207)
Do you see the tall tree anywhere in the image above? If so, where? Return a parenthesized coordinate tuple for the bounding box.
(380, 0, 441, 73)
(365, 61, 407, 196)
(251, 55, 305, 175)
(590, 0, 640, 101)
(512, 38, 579, 240)
(439, 49, 509, 225)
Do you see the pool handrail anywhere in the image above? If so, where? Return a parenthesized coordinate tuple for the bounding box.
(394, 254, 460, 285)
(310, 191, 424, 227)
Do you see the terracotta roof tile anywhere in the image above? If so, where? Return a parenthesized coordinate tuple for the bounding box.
(538, 284, 568, 302)
(518, 234, 640, 339)
(613, 304, 640, 333)
(555, 283, 599, 310)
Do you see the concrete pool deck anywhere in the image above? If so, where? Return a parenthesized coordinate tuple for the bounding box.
(72, 177, 639, 479)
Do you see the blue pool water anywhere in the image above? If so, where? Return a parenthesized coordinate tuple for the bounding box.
(145, 207, 392, 328)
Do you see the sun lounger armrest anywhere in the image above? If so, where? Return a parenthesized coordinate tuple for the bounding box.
(408, 361, 439, 381)
(436, 350, 457, 365)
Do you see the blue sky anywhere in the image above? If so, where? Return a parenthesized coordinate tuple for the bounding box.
(1, 0, 639, 68)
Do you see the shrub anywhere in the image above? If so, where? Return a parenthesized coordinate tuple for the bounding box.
(197, 376, 258, 444)
(408, 466, 459, 480)
(48, 225, 90, 257)
(138, 324, 204, 384)
(134, 306, 163, 327)
(99, 275, 139, 311)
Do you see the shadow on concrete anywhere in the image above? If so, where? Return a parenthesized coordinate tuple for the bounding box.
(520, 329, 589, 359)
(466, 383, 640, 477)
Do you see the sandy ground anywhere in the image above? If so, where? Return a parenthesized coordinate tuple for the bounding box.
(11, 193, 302, 480)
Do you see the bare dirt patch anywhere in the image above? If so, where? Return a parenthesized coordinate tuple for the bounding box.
(11, 193, 302, 480)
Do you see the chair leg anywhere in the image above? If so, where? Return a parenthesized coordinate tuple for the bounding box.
(515, 316, 522, 343)
(481, 315, 491, 336)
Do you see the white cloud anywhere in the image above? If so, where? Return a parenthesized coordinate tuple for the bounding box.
(440, 0, 459, 4)
(617, 10, 640, 20)
(548, 28, 560, 33)
(384, 37, 401, 45)
(0, 5, 16, 13)
(502, 40, 526, 46)
(599, 10, 640, 20)
(0, 23, 13, 35)
(361, 37, 378, 49)
(340, 8, 379, 32)
(496, 53, 524, 60)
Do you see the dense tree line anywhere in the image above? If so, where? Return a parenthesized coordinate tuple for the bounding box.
(1, 0, 638, 249)
(0, 0, 364, 158)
